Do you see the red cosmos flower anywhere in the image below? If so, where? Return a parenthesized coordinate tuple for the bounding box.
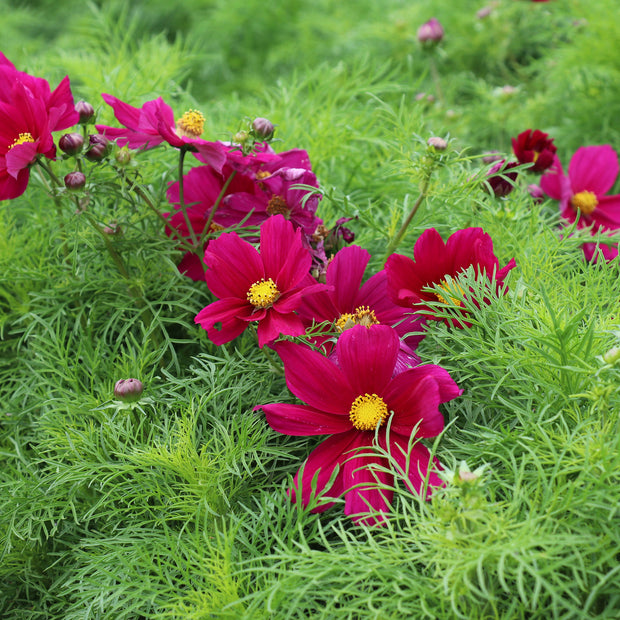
(195, 214, 326, 348)
(483, 159, 520, 197)
(258, 324, 461, 525)
(95, 94, 225, 172)
(0, 54, 79, 200)
(540, 145, 620, 236)
(298, 244, 425, 372)
(385, 227, 516, 327)
(511, 129, 557, 174)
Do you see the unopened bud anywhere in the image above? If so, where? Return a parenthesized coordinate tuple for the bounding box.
(233, 130, 249, 145)
(427, 136, 447, 151)
(115, 145, 133, 166)
(528, 184, 545, 203)
(75, 100, 95, 125)
(64, 171, 86, 190)
(59, 132, 84, 156)
(417, 18, 444, 45)
(114, 378, 143, 402)
(85, 134, 111, 161)
(252, 117, 275, 140)
(603, 346, 620, 365)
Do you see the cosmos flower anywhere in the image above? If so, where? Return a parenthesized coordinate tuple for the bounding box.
(96, 94, 225, 172)
(195, 214, 326, 348)
(258, 324, 461, 525)
(298, 244, 425, 371)
(540, 145, 620, 235)
(385, 227, 516, 327)
(0, 54, 79, 200)
(511, 129, 557, 174)
(483, 159, 520, 197)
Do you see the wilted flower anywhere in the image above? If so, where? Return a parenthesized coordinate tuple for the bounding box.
(484, 160, 519, 197)
(417, 18, 444, 45)
(195, 215, 327, 348)
(385, 227, 516, 327)
(511, 129, 557, 174)
(257, 324, 461, 525)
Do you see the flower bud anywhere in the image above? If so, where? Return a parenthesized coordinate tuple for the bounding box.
(64, 171, 86, 191)
(603, 346, 620, 365)
(114, 145, 133, 166)
(114, 378, 143, 402)
(476, 6, 494, 19)
(75, 100, 95, 125)
(481, 151, 503, 165)
(59, 132, 84, 156)
(233, 130, 249, 145)
(252, 117, 275, 140)
(427, 136, 447, 151)
(417, 18, 444, 45)
(528, 183, 545, 203)
(85, 134, 111, 161)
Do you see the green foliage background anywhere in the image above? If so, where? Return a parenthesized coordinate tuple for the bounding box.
(1, 0, 619, 618)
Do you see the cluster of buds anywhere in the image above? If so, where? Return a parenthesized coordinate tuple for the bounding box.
(233, 116, 277, 155)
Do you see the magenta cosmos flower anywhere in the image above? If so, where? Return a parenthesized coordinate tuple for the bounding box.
(298, 244, 425, 371)
(96, 94, 225, 172)
(0, 53, 79, 199)
(195, 214, 326, 348)
(511, 129, 556, 174)
(258, 324, 461, 525)
(540, 145, 620, 236)
(385, 227, 516, 327)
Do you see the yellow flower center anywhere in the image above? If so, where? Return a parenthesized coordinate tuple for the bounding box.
(435, 279, 465, 306)
(175, 109, 205, 139)
(9, 132, 35, 149)
(256, 170, 271, 180)
(571, 190, 598, 215)
(266, 195, 290, 217)
(247, 278, 280, 308)
(349, 393, 389, 431)
(335, 306, 380, 332)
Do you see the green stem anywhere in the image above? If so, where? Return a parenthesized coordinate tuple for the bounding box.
(200, 169, 237, 246)
(428, 56, 444, 105)
(176, 147, 200, 249)
(36, 158, 70, 259)
(383, 172, 433, 263)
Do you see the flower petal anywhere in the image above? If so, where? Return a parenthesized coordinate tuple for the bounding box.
(336, 324, 399, 395)
(568, 145, 619, 196)
(256, 308, 305, 348)
(259, 403, 352, 435)
(326, 245, 370, 312)
(194, 297, 253, 345)
(272, 340, 355, 414)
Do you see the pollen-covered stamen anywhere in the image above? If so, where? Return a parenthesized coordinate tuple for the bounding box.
(335, 312, 356, 332)
(9, 132, 35, 149)
(436, 279, 465, 306)
(571, 190, 598, 215)
(354, 306, 379, 327)
(207, 222, 224, 234)
(256, 170, 272, 180)
(266, 195, 290, 217)
(247, 278, 280, 308)
(175, 109, 205, 139)
(349, 393, 389, 431)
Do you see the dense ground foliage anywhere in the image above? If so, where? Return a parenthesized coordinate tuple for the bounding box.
(1, 0, 619, 618)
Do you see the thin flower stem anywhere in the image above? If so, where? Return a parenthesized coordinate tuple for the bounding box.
(383, 172, 433, 263)
(36, 158, 70, 259)
(200, 169, 237, 246)
(428, 56, 444, 105)
(176, 147, 200, 249)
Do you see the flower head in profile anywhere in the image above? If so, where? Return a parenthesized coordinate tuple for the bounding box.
(511, 129, 556, 174)
(0, 53, 79, 199)
(96, 94, 225, 172)
(298, 244, 425, 372)
(540, 145, 620, 241)
(195, 214, 326, 348)
(385, 227, 516, 327)
(258, 325, 461, 525)
(483, 160, 519, 197)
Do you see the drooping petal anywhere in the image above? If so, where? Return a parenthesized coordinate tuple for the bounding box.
(291, 430, 365, 511)
(272, 340, 355, 414)
(256, 308, 305, 347)
(412, 228, 452, 280)
(593, 194, 620, 230)
(326, 245, 371, 312)
(379, 435, 445, 499)
(568, 145, 618, 196)
(540, 156, 567, 201)
(385, 253, 426, 306)
(194, 297, 254, 345)
(260, 402, 352, 435)
(336, 324, 399, 395)
(343, 451, 393, 526)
